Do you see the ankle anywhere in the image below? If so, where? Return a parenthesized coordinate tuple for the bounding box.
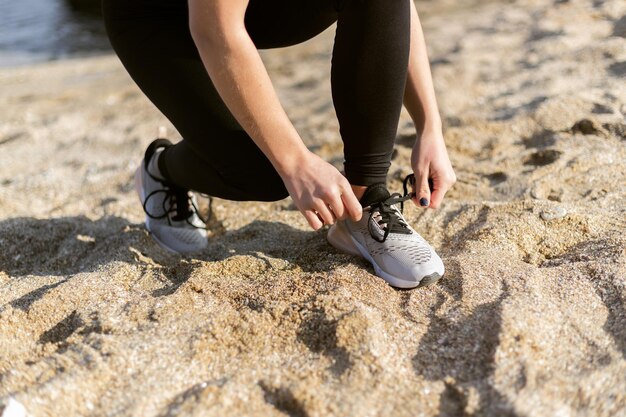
(147, 149, 166, 181)
(350, 184, 368, 201)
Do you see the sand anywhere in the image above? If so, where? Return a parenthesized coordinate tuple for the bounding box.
(1, 0, 625, 415)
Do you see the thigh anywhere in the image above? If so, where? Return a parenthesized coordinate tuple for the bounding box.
(102, 0, 287, 200)
(102, 0, 241, 145)
(245, 0, 339, 49)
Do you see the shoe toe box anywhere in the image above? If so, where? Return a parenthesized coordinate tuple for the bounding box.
(375, 242, 445, 285)
(152, 224, 208, 254)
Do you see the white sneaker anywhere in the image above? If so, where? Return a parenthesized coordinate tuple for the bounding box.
(134, 139, 208, 254)
(327, 180, 444, 288)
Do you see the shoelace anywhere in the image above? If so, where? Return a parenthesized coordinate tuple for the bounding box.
(367, 174, 416, 243)
(142, 186, 209, 229)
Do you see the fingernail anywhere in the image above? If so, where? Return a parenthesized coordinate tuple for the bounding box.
(419, 198, 429, 207)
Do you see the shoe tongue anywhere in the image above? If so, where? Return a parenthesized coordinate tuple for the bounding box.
(171, 187, 192, 221)
(359, 183, 391, 207)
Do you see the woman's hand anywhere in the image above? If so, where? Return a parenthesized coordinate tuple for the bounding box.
(279, 151, 362, 230)
(410, 128, 456, 209)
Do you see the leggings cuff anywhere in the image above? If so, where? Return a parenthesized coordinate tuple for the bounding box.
(345, 169, 389, 187)
(344, 157, 391, 186)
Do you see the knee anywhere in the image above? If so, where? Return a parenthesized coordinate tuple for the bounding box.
(256, 182, 290, 202)
(231, 169, 289, 202)
(257, 176, 290, 202)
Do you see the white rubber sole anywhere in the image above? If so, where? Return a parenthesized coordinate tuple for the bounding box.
(327, 221, 442, 289)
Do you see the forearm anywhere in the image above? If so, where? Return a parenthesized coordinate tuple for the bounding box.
(191, 30, 308, 176)
(404, 1, 442, 133)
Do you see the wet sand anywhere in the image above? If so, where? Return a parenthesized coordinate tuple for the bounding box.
(1, 0, 625, 415)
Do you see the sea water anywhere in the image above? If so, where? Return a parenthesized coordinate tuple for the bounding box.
(0, 0, 110, 67)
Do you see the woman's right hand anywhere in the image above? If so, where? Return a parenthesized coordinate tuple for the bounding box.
(279, 151, 362, 230)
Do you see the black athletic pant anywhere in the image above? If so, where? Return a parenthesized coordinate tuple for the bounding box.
(102, 0, 410, 202)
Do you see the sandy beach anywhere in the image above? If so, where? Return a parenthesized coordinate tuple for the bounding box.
(1, 0, 625, 415)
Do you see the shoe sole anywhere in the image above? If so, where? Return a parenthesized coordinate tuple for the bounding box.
(328, 222, 443, 289)
(134, 166, 183, 255)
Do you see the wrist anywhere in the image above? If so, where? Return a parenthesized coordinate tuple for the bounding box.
(273, 145, 311, 179)
(416, 117, 442, 135)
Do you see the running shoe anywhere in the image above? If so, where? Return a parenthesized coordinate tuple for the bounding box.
(134, 138, 208, 254)
(327, 175, 444, 288)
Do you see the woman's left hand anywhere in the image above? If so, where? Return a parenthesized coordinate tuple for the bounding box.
(410, 128, 456, 209)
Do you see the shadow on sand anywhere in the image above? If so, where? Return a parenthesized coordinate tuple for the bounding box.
(413, 282, 518, 417)
(0, 216, 361, 310)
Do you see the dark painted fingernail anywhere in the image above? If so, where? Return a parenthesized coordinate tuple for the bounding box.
(420, 198, 429, 207)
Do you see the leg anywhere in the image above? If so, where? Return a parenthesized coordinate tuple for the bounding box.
(331, 0, 411, 186)
(102, 0, 337, 202)
(245, 0, 337, 48)
(326, 0, 445, 288)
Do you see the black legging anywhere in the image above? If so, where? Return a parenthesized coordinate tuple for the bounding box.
(102, 0, 410, 202)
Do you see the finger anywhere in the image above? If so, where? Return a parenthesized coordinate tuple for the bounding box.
(430, 174, 456, 208)
(414, 168, 432, 208)
(314, 202, 336, 225)
(340, 183, 363, 221)
(304, 210, 324, 230)
(429, 187, 449, 209)
(414, 177, 436, 205)
(327, 194, 346, 221)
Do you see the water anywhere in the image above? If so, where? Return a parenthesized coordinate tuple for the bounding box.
(0, 0, 111, 67)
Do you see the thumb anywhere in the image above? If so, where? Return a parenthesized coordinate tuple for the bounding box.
(414, 168, 431, 208)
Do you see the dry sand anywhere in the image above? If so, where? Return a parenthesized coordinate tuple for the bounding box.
(1, 0, 625, 415)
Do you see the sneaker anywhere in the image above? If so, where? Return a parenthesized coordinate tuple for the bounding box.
(134, 138, 208, 254)
(327, 175, 444, 288)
